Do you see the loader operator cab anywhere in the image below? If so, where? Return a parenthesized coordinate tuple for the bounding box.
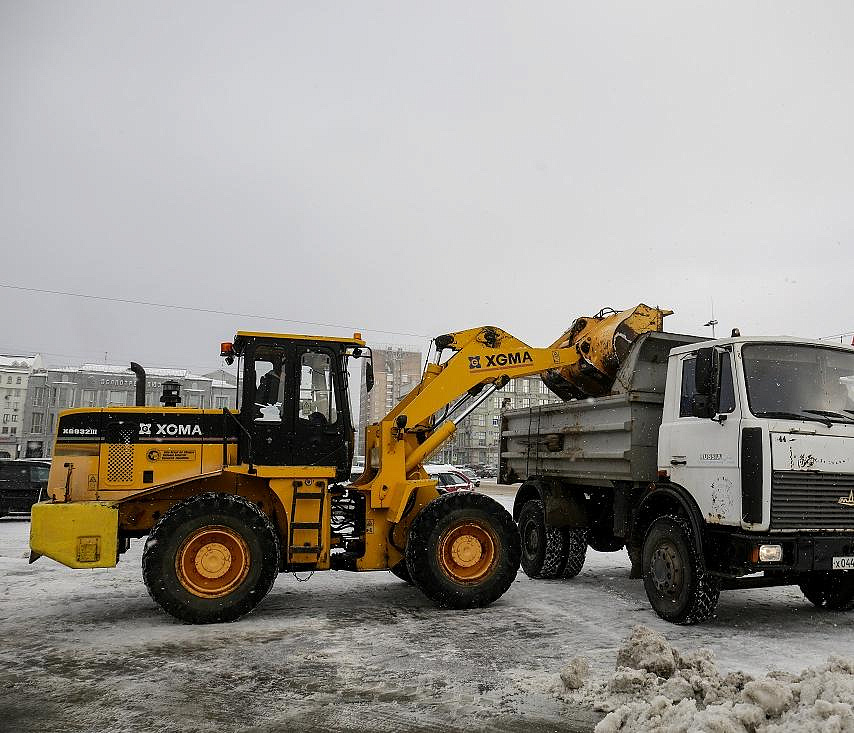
(225, 331, 367, 480)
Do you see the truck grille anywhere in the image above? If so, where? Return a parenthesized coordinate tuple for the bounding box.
(771, 471, 854, 530)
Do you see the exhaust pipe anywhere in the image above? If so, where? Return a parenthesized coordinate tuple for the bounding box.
(129, 362, 146, 407)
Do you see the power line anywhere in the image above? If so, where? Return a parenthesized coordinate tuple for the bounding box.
(0, 282, 430, 339)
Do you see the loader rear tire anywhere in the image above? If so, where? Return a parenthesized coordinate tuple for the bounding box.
(142, 493, 280, 624)
(518, 500, 566, 579)
(389, 559, 413, 584)
(406, 492, 520, 609)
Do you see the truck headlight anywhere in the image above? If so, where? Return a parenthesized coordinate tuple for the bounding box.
(758, 544, 782, 562)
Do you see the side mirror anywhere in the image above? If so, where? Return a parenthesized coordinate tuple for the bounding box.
(365, 363, 374, 393)
(692, 347, 719, 418)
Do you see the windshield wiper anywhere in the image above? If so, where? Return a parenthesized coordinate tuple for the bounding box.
(802, 409, 854, 424)
(754, 410, 833, 427)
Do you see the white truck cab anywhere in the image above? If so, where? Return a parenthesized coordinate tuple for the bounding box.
(660, 337, 854, 532)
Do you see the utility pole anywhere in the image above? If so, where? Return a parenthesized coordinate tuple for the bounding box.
(704, 299, 718, 338)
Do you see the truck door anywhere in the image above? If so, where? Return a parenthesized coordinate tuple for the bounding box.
(664, 350, 742, 526)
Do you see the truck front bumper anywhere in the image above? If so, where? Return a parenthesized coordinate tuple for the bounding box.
(707, 529, 854, 577)
(30, 502, 119, 569)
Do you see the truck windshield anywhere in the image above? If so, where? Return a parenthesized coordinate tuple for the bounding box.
(742, 343, 854, 421)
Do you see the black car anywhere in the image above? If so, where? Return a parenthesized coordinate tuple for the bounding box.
(0, 459, 51, 517)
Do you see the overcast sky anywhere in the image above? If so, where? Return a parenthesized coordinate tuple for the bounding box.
(2, 1, 853, 375)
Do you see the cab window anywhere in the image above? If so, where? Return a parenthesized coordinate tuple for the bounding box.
(718, 352, 736, 413)
(679, 357, 697, 417)
(299, 350, 337, 424)
(679, 351, 735, 417)
(253, 345, 286, 422)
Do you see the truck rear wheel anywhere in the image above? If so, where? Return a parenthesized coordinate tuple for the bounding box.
(561, 528, 588, 579)
(642, 515, 719, 624)
(142, 493, 280, 624)
(799, 571, 854, 611)
(406, 492, 520, 609)
(518, 499, 566, 579)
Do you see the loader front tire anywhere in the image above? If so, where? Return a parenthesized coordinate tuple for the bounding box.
(142, 493, 280, 624)
(406, 492, 520, 609)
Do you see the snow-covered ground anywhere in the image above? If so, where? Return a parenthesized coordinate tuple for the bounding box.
(1, 486, 852, 732)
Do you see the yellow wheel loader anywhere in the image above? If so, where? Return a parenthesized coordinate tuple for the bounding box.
(30, 308, 668, 623)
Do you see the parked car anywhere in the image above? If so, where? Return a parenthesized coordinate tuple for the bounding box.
(0, 459, 50, 517)
(454, 467, 481, 487)
(424, 464, 475, 493)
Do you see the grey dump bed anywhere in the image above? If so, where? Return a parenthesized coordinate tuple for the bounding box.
(499, 332, 702, 486)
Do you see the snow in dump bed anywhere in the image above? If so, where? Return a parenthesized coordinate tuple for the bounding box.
(553, 625, 854, 732)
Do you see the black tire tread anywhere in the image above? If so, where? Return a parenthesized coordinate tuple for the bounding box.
(389, 559, 413, 584)
(518, 500, 567, 579)
(561, 528, 588, 579)
(642, 514, 719, 625)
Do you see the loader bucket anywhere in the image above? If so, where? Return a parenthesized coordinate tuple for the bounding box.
(541, 304, 673, 400)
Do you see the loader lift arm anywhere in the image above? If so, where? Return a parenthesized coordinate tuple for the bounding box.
(357, 325, 578, 508)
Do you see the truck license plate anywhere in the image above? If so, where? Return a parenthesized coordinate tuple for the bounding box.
(832, 556, 854, 570)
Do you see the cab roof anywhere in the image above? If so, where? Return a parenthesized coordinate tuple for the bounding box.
(233, 331, 366, 347)
(669, 336, 854, 356)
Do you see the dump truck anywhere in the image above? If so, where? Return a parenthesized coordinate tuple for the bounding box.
(501, 307, 854, 623)
(30, 325, 596, 623)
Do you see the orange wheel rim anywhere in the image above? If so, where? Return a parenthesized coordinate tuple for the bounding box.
(438, 522, 497, 583)
(176, 525, 250, 598)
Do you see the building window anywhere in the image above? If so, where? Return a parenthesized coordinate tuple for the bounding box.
(521, 379, 530, 394)
(10, 427, 16, 435)
(1, 427, 7, 434)
(31, 413, 44, 433)
(82, 390, 96, 407)
(108, 391, 126, 406)
(33, 387, 46, 407)
(186, 393, 202, 408)
(214, 395, 228, 409)
(11, 414, 18, 422)
(2, 414, 8, 423)
(16, 376, 21, 384)
(5, 376, 11, 384)
(475, 414, 486, 427)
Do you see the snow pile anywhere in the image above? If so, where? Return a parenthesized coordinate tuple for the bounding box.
(559, 625, 854, 733)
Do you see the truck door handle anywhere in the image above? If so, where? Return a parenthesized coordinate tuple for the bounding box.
(670, 459, 687, 466)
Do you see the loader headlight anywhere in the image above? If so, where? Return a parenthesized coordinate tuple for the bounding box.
(758, 544, 782, 563)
